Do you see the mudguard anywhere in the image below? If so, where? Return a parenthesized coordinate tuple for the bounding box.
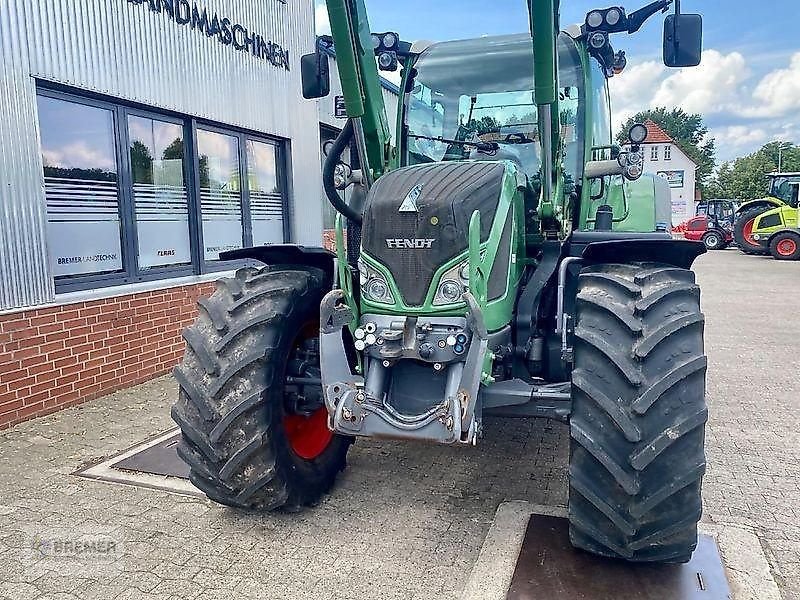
(579, 237, 707, 270)
(220, 245, 336, 283)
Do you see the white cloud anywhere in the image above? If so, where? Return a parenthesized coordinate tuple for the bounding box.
(43, 141, 115, 171)
(608, 60, 665, 132)
(748, 52, 800, 118)
(712, 126, 770, 151)
(608, 49, 800, 161)
(650, 50, 749, 115)
(315, 3, 330, 36)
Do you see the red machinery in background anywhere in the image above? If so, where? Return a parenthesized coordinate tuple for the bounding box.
(676, 200, 736, 250)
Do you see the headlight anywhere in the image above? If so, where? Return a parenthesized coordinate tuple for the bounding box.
(589, 32, 607, 49)
(433, 260, 469, 306)
(359, 260, 395, 305)
(438, 280, 462, 303)
(605, 8, 621, 26)
(586, 10, 603, 28)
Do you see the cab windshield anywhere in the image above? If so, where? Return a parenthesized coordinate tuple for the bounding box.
(404, 33, 584, 181)
(769, 176, 800, 207)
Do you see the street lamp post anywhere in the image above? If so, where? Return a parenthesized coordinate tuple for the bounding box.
(777, 141, 792, 173)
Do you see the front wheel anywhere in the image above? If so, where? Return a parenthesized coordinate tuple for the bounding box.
(171, 266, 352, 511)
(568, 263, 707, 563)
(701, 230, 724, 250)
(769, 232, 800, 261)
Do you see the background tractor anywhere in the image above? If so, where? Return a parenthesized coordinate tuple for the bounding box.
(677, 199, 736, 250)
(734, 172, 800, 255)
(748, 174, 800, 260)
(172, 0, 709, 563)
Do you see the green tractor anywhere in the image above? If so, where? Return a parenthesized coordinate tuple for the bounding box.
(734, 172, 800, 256)
(172, 0, 709, 563)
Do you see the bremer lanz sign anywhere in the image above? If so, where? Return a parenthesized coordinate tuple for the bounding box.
(126, 0, 290, 70)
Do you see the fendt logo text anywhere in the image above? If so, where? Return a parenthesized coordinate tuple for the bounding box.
(385, 238, 436, 249)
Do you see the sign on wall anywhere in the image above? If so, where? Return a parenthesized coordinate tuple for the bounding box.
(125, 0, 290, 70)
(334, 96, 347, 119)
(657, 170, 685, 189)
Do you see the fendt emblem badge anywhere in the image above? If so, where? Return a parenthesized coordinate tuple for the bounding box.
(399, 184, 422, 212)
(386, 238, 436, 249)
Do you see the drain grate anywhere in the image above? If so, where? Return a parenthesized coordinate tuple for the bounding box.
(507, 514, 730, 600)
(76, 429, 202, 497)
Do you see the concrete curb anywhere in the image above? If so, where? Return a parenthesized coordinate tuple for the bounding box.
(462, 502, 782, 600)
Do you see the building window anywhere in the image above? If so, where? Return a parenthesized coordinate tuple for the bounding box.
(38, 95, 125, 278)
(128, 114, 192, 270)
(664, 145, 672, 161)
(197, 128, 245, 261)
(651, 146, 659, 161)
(36, 87, 290, 293)
(247, 139, 285, 246)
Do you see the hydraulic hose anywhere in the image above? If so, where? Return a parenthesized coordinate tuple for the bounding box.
(323, 119, 363, 224)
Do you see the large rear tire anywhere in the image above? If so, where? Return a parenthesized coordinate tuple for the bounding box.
(171, 266, 352, 510)
(568, 263, 707, 563)
(734, 206, 770, 255)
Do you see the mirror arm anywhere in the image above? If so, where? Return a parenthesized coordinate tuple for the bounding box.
(626, 0, 672, 34)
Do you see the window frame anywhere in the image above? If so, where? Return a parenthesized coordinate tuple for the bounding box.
(121, 106, 197, 282)
(664, 145, 672, 161)
(651, 145, 659, 161)
(36, 83, 292, 293)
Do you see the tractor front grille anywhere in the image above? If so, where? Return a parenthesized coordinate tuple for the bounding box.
(361, 162, 506, 306)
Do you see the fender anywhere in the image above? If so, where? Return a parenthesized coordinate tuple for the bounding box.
(578, 236, 707, 270)
(735, 197, 785, 216)
(220, 245, 336, 284)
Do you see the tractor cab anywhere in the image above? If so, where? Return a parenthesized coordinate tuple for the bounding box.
(403, 33, 583, 185)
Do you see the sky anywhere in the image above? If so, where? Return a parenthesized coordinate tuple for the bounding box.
(315, 0, 800, 164)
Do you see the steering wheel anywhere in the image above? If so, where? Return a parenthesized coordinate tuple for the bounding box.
(504, 133, 530, 144)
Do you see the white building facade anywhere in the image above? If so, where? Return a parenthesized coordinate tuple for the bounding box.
(639, 120, 698, 225)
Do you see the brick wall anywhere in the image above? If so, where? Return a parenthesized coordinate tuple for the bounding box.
(0, 281, 215, 430)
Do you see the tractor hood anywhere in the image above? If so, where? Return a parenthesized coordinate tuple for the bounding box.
(360, 161, 506, 306)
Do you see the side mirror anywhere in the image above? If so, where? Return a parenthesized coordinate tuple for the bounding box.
(663, 13, 703, 67)
(301, 51, 330, 99)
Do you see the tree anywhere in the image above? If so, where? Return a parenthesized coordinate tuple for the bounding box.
(129, 140, 154, 185)
(707, 142, 800, 200)
(617, 107, 716, 195)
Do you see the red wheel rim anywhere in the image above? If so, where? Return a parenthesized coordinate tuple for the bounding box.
(283, 407, 333, 460)
(742, 219, 759, 246)
(776, 238, 798, 257)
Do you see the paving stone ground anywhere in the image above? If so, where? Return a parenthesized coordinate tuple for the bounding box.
(0, 249, 797, 600)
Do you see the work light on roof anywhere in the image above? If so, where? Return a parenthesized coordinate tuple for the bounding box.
(606, 8, 622, 26)
(586, 10, 604, 28)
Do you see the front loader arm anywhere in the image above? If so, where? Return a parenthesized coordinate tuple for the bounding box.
(325, 0, 393, 182)
(528, 0, 564, 229)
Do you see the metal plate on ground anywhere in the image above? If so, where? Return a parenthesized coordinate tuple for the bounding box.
(507, 514, 731, 600)
(75, 429, 201, 497)
(113, 431, 188, 478)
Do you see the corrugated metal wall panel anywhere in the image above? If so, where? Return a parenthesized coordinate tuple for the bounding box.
(0, 3, 55, 310)
(0, 0, 321, 310)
